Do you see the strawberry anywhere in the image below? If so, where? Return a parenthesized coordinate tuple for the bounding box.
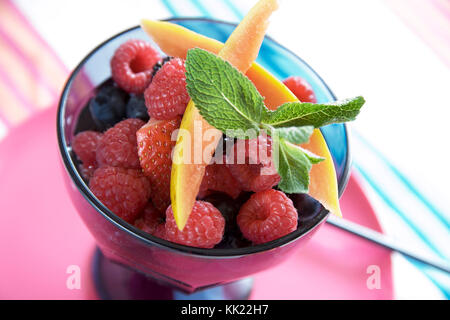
(137, 117, 181, 212)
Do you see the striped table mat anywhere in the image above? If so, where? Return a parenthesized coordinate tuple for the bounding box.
(0, 0, 67, 136)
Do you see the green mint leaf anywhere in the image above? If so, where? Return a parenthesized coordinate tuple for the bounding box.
(300, 146, 325, 164)
(274, 125, 314, 144)
(274, 137, 314, 194)
(262, 96, 365, 128)
(185, 48, 269, 138)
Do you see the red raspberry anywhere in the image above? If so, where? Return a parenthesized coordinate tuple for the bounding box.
(144, 58, 190, 120)
(96, 118, 145, 169)
(198, 162, 242, 199)
(226, 134, 280, 192)
(134, 202, 165, 235)
(79, 164, 97, 180)
(237, 189, 298, 244)
(165, 201, 225, 248)
(283, 76, 317, 103)
(111, 39, 161, 94)
(136, 117, 181, 212)
(72, 131, 102, 167)
(89, 166, 151, 223)
(153, 224, 166, 239)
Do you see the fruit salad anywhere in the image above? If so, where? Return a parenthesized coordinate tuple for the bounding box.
(71, 0, 364, 250)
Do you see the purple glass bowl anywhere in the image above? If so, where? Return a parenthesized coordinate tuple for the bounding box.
(57, 18, 350, 299)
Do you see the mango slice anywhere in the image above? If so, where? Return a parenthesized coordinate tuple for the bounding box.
(141, 0, 342, 229)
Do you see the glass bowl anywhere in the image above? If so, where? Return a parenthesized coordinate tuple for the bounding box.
(57, 18, 351, 299)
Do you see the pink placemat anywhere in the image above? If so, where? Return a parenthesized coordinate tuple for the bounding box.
(0, 107, 393, 299)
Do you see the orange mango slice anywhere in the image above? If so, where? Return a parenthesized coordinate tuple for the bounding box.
(141, 0, 341, 229)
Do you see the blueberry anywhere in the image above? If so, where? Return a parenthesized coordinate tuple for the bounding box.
(126, 94, 149, 122)
(203, 192, 254, 249)
(203, 193, 239, 226)
(89, 79, 128, 131)
(151, 56, 172, 78)
(288, 193, 324, 222)
(215, 229, 251, 249)
(74, 100, 98, 135)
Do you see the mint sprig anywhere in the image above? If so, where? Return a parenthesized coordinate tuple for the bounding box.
(185, 48, 365, 194)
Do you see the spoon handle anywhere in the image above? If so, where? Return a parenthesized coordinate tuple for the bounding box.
(326, 215, 450, 274)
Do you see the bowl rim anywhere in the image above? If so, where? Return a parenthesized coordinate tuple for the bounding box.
(57, 17, 350, 258)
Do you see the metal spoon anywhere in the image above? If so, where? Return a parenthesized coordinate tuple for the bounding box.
(326, 215, 450, 274)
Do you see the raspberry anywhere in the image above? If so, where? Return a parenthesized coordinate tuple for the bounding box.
(144, 58, 190, 120)
(111, 39, 161, 94)
(134, 202, 165, 235)
(136, 117, 181, 212)
(72, 131, 102, 167)
(237, 189, 298, 244)
(153, 224, 166, 239)
(80, 164, 97, 181)
(198, 161, 242, 199)
(165, 201, 225, 248)
(226, 134, 280, 192)
(283, 76, 317, 103)
(89, 166, 151, 223)
(96, 118, 145, 169)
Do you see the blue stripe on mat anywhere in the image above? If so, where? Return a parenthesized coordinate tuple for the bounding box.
(190, 0, 212, 17)
(222, 0, 244, 19)
(161, 0, 179, 16)
(409, 260, 450, 299)
(354, 131, 450, 229)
